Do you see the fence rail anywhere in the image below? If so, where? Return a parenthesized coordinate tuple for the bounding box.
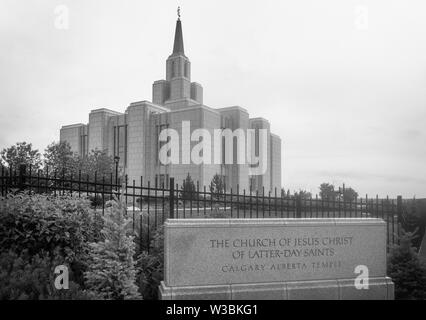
(0, 165, 403, 252)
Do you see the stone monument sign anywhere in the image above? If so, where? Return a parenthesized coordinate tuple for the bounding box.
(159, 218, 394, 300)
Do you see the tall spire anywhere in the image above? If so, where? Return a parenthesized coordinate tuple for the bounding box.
(172, 7, 185, 55)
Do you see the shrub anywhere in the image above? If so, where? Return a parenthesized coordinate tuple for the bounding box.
(0, 193, 103, 286)
(131, 210, 166, 253)
(89, 194, 106, 208)
(0, 249, 96, 300)
(84, 197, 141, 300)
(400, 200, 426, 250)
(0, 193, 101, 255)
(136, 226, 164, 300)
(388, 229, 426, 300)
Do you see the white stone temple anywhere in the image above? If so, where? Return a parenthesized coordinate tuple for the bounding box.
(60, 14, 282, 193)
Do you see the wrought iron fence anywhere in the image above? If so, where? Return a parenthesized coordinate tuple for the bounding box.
(0, 164, 403, 252)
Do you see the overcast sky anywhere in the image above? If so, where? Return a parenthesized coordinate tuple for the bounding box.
(1, 0, 425, 197)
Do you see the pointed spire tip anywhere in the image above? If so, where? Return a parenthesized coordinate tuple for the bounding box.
(172, 9, 184, 55)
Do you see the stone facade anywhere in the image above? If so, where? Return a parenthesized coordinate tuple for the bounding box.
(60, 17, 282, 193)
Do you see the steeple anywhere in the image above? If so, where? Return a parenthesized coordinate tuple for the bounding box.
(172, 7, 185, 55)
(153, 9, 203, 107)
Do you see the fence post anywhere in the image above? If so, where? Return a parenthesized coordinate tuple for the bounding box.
(397, 195, 403, 241)
(296, 194, 302, 218)
(169, 177, 175, 219)
(19, 164, 27, 191)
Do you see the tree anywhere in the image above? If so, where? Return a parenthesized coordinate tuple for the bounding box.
(43, 141, 76, 174)
(388, 228, 426, 299)
(84, 194, 141, 300)
(341, 187, 358, 202)
(319, 183, 337, 200)
(87, 150, 115, 177)
(209, 174, 224, 199)
(180, 173, 196, 201)
(74, 150, 116, 179)
(0, 142, 42, 170)
(295, 189, 312, 199)
(0, 250, 97, 300)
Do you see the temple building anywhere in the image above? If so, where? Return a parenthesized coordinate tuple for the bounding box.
(60, 14, 282, 193)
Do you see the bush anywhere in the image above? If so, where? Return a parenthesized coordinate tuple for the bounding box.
(0, 249, 97, 300)
(136, 226, 164, 300)
(131, 210, 167, 253)
(0, 193, 101, 255)
(89, 194, 106, 208)
(388, 229, 426, 300)
(401, 199, 426, 249)
(0, 192, 103, 287)
(84, 197, 141, 300)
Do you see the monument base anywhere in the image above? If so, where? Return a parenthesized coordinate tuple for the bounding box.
(159, 277, 394, 300)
